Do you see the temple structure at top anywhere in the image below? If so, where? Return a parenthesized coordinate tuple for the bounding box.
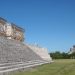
(0, 17, 24, 42)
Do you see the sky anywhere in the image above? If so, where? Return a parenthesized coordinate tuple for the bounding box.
(0, 0, 75, 53)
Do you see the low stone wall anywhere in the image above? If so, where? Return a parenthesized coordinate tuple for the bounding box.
(27, 44, 52, 62)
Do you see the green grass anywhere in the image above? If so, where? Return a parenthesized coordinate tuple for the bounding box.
(13, 59, 75, 75)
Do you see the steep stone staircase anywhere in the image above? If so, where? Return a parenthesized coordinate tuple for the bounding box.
(0, 36, 49, 75)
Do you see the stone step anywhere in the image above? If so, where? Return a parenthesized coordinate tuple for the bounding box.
(0, 61, 45, 74)
(0, 62, 23, 67)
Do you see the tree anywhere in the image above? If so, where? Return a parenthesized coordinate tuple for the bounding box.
(50, 51, 63, 59)
(50, 51, 70, 59)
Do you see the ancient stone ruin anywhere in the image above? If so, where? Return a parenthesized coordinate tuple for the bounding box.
(0, 17, 24, 41)
(0, 17, 52, 75)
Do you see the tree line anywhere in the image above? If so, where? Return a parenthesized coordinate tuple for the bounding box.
(49, 51, 75, 59)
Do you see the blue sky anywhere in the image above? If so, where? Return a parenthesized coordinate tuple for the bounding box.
(0, 0, 75, 52)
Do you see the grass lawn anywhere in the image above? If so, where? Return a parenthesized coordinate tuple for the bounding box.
(13, 59, 75, 75)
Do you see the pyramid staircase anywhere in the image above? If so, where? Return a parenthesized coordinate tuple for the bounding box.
(0, 36, 50, 75)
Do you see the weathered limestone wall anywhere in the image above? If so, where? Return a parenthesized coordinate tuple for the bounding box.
(5, 23, 13, 39)
(0, 18, 24, 42)
(0, 21, 6, 36)
(13, 28, 24, 41)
